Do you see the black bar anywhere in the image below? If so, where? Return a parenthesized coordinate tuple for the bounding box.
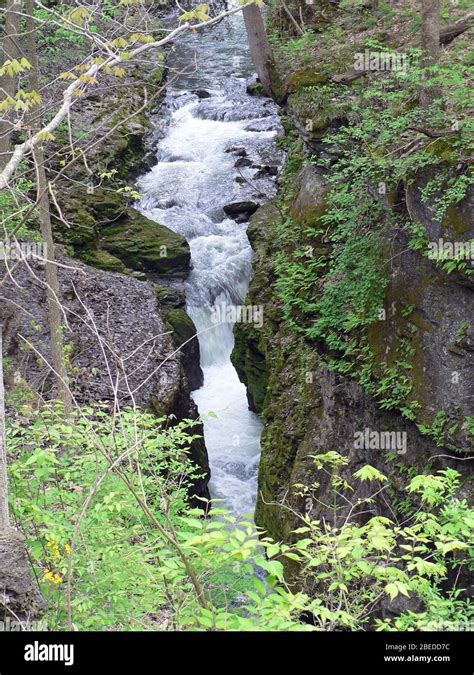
(0, 631, 471, 674)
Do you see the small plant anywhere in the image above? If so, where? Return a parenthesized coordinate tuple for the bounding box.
(278, 453, 474, 630)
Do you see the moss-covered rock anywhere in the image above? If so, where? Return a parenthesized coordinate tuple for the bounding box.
(154, 283, 186, 309)
(54, 188, 191, 279)
(164, 308, 203, 391)
(232, 202, 282, 412)
(290, 164, 329, 226)
(80, 248, 129, 274)
(99, 208, 190, 278)
(285, 67, 329, 94)
(165, 309, 196, 346)
(234, 139, 474, 554)
(247, 82, 267, 97)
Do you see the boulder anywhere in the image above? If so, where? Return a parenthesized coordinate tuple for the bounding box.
(223, 201, 259, 221)
(54, 188, 190, 279)
(0, 528, 45, 623)
(246, 82, 267, 97)
(234, 157, 253, 169)
(98, 207, 190, 279)
(290, 164, 329, 226)
(192, 89, 213, 99)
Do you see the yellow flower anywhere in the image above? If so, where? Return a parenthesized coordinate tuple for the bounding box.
(47, 540, 61, 560)
(43, 570, 63, 585)
(65, 544, 72, 556)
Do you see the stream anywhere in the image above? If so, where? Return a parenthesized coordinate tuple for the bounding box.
(138, 10, 283, 517)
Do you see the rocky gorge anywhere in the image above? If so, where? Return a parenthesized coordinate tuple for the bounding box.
(0, 1, 472, 633)
(232, 4, 473, 576)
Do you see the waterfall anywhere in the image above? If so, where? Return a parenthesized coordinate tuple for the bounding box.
(138, 11, 283, 516)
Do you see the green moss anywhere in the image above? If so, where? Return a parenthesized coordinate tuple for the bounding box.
(247, 82, 267, 97)
(164, 309, 196, 349)
(99, 208, 190, 278)
(267, 58, 288, 103)
(79, 248, 128, 274)
(443, 204, 471, 237)
(285, 68, 329, 94)
(52, 201, 97, 245)
(423, 137, 458, 164)
(231, 333, 269, 413)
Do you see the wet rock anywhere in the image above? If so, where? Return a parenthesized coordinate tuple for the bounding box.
(164, 309, 203, 391)
(153, 286, 203, 390)
(154, 283, 186, 310)
(226, 146, 247, 157)
(194, 100, 228, 121)
(234, 214, 251, 224)
(169, 92, 197, 110)
(139, 151, 159, 174)
(151, 198, 179, 210)
(192, 89, 213, 99)
(247, 82, 267, 97)
(223, 201, 259, 220)
(231, 203, 278, 414)
(253, 165, 279, 179)
(194, 91, 273, 122)
(235, 157, 253, 168)
(244, 118, 281, 133)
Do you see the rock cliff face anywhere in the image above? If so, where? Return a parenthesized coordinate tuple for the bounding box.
(235, 169, 473, 542)
(0, 254, 209, 501)
(233, 18, 473, 546)
(49, 55, 179, 273)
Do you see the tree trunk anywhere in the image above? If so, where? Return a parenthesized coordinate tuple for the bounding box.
(25, 0, 73, 414)
(0, 0, 22, 170)
(420, 0, 441, 107)
(0, 326, 9, 529)
(242, 3, 274, 97)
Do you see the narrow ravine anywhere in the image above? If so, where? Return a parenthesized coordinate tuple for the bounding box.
(138, 12, 283, 516)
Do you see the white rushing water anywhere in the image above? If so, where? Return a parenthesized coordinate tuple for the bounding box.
(138, 12, 283, 516)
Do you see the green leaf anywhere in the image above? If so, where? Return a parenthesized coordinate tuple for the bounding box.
(354, 465, 388, 482)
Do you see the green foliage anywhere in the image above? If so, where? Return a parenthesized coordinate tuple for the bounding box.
(0, 177, 40, 241)
(277, 30, 318, 65)
(417, 411, 449, 447)
(271, 41, 473, 429)
(34, 8, 86, 54)
(179, 4, 210, 23)
(283, 456, 474, 630)
(8, 404, 311, 631)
